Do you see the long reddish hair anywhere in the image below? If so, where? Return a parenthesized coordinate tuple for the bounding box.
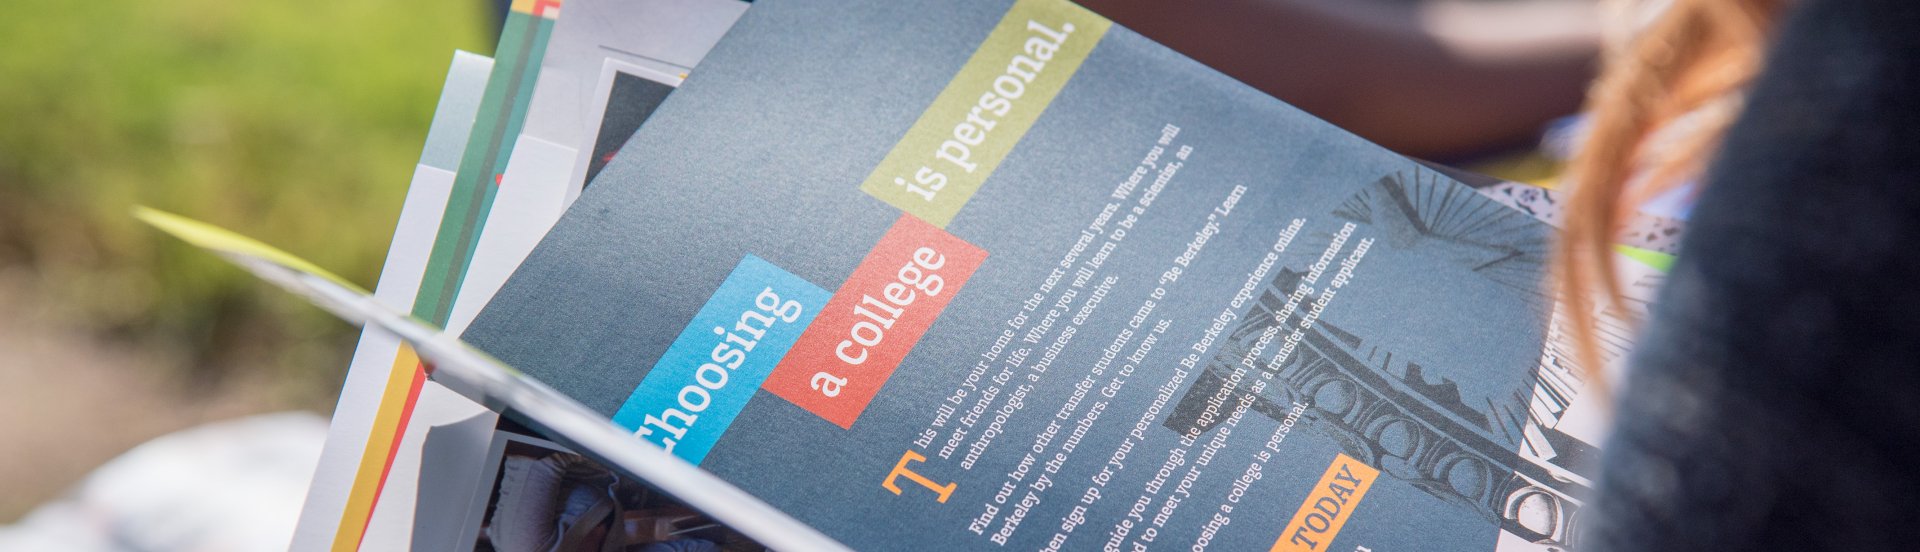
(1557, 0, 1788, 389)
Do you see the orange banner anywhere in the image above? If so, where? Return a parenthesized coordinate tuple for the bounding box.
(1271, 453, 1378, 552)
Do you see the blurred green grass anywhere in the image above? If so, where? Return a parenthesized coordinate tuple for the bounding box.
(0, 0, 487, 403)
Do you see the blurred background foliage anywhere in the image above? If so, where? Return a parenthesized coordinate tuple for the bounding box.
(0, 0, 487, 406)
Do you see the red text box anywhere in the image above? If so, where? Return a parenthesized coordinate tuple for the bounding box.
(766, 214, 986, 428)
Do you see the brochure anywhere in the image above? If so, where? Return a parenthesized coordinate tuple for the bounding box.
(461, 0, 1611, 550)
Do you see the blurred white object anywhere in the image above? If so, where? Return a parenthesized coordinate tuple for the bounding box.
(0, 412, 326, 552)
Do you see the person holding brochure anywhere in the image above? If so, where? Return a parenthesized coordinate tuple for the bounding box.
(74, 0, 1919, 550)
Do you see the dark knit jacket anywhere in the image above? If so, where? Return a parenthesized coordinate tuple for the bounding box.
(1586, 0, 1920, 550)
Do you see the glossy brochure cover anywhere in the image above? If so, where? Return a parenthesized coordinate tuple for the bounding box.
(465, 0, 1603, 550)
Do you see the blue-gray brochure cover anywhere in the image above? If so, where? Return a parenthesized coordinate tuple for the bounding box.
(465, 0, 1596, 549)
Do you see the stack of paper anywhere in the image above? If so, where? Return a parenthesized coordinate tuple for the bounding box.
(288, 1, 748, 548)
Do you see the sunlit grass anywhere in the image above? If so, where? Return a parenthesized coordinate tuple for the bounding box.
(0, 0, 487, 398)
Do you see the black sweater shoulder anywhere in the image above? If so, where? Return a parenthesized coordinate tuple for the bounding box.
(1587, 0, 1920, 550)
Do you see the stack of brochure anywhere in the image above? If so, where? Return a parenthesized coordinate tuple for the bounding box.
(151, 0, 1679, 550)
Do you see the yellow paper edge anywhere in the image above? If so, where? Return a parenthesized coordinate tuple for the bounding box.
(133, 206, 368, 294)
